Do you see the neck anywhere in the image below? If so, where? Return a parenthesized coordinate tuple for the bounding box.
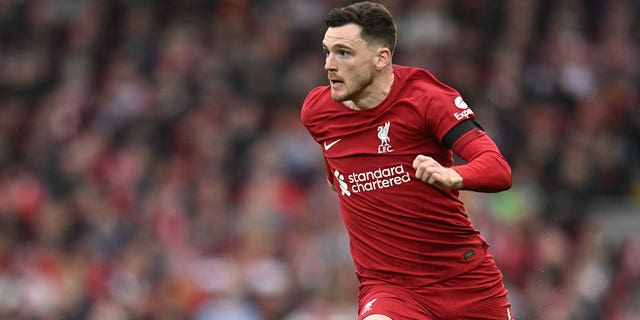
(347, 69, 395, 110)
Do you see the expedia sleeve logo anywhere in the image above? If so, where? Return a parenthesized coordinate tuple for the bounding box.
(334, 165, 411, 196)
(453, 96, 474, 120)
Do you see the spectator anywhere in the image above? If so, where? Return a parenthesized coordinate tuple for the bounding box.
(0, 1, 637, 319)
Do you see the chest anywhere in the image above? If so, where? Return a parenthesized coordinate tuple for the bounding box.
(320, 107, 444, 162)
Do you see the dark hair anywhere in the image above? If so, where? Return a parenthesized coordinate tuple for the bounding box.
(325, 1, 397, 55)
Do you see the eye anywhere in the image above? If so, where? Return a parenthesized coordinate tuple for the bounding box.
(337, 50, 350, 57)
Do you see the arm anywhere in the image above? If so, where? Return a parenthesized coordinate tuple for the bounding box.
(413, 128, 511, 192)
(451, 128, 512, 192)
(324, 157, 337, 192)
(328, 179, 337, 192)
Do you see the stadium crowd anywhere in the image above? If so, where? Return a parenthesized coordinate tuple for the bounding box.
(0, 0, 638, 319)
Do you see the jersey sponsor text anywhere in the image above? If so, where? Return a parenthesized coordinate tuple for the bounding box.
(454, 108, 474, 120)
(335, 164, 410, 196)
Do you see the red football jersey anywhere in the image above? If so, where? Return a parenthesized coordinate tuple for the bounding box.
(301, 65, 489, 287)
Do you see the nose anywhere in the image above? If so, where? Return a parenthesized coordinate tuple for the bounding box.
(324, 53, 336, 72)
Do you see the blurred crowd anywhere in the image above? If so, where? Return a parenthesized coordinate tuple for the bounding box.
(0, 0, 638, 319)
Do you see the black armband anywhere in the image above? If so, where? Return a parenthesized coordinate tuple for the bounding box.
(442, 120, 483, 149)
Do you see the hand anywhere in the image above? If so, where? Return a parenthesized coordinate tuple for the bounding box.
(412, 155, 463, 190)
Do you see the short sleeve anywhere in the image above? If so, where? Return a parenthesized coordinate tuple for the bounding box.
(425, 93, 477, 143)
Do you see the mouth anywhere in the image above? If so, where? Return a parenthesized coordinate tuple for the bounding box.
(329, 79, 344, 87)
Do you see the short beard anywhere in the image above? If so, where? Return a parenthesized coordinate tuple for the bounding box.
(332, 73, 374, 103)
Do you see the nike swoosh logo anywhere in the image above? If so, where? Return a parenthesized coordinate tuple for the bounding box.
(323, 139, 341, 150)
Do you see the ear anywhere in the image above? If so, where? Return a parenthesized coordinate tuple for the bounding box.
(375, 47, 392, 70)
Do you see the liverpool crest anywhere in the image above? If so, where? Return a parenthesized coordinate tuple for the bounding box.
(377, 121, 393, 153)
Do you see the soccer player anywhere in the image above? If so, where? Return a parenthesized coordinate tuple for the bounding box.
(301, 2, 514, 319)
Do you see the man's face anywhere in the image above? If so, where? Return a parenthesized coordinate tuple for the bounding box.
(322, 24, 378, 102)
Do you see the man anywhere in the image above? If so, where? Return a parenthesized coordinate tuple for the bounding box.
(301, 2, 514, 320)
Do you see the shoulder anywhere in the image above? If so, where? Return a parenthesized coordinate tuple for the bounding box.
(301, 86, 329, 120)
(301, 85, 332, 136)
(394, 65, 460, 101)
(394, 65, 476, 135)
(394, 65, 471, 119)
(302, 86, 329, 109)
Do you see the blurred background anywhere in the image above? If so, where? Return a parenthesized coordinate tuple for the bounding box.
(0, 0, 638, 319)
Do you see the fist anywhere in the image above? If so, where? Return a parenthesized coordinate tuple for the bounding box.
(412, 155, 463, 190)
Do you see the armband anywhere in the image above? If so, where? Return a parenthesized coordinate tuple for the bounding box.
(442, 120, 483, 149)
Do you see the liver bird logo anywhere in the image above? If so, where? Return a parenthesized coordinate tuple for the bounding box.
(377, 121, 393, 153)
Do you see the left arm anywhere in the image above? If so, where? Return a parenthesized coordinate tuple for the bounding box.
(413, 128, 511, 192)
